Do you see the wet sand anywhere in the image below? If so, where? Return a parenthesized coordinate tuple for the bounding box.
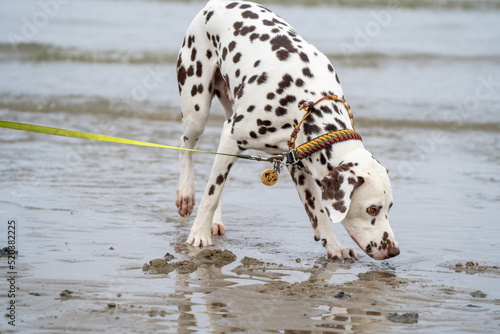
(12, 246, 499, 333)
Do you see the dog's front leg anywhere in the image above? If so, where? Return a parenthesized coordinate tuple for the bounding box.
(288, 165, 358, 260)
(186, 123, 239, 247)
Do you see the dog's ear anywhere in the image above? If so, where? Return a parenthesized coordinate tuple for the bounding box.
(320, 163, 365, 223)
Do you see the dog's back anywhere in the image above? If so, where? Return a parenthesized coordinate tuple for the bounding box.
(177, 0, 348, 154)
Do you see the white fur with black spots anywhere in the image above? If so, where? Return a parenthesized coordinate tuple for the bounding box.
(176, 0, 399, 260)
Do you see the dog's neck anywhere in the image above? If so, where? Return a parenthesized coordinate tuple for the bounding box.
(302, 139, 367, 182)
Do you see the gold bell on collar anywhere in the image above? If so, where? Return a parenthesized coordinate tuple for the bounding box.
(261, 168, 278, 186)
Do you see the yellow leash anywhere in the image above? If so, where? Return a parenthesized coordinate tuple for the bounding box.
(0, 120, 249, 159)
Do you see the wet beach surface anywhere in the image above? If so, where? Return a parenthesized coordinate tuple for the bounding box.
(1, 0, 500, 332)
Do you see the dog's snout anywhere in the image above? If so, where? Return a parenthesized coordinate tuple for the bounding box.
(387, 246, 400, 258)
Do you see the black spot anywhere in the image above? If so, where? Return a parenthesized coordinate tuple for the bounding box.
(257, 72, 268, 85)
(216, 174, 224, 185)
(304, 123, 321, 136)
(275, 107, 287, 116)
(187, 35, 195, 48)
(328, 64, 334, 72)
(233, 22, 256, 36)
(320, 154, 327, 165)
(206, 50, 212, 59)
(257, 119, 272, 126)
(250, 33, 260, 42)
(242, 10, 259, 19)
(264, 105, 272, 112)
(208, 185, 216, 196)
(177, 66, 187, 86)
(205, 11, 214, 23)
(295, 78, 304, 87)
(222, 47, 228, 61)
(250, 131, 258, 138)
(276, 49, 289, 61)
(226, 2, 238, 9)
(194, 104, 200, 111)
(233, 114, 244, 123)
(276, 74, 293, 94)
(319, 105, 332, 114)
(233, 52, 242, 63)
(263, 19, 274, 26)
(228, 41, 237, 52)
(279, 95, 296, 106)
(247, 105, 255, 112)
(248, 75, 258, 84)
(281, 123, 292, 129)
(302, 67, 314, 78)
(191, 84, 198, 96)
(371, 218, 376, 226)
(324, 123, 338, 132)
(299, 52, 309, 63)
(259, 34, 270, 42)
(267, 92, 275, 100)
(190, 48, 197, 62)
(254, 60, 261, 67)
(196, 61, 203, 77)
(337, 119, 347, 129)
(270, 35, 296, 53)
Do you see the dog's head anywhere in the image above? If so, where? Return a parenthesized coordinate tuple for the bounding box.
(320, 155, 399, 260)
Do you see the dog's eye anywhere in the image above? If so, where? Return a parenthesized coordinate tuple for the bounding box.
(366, 206, 380, 216)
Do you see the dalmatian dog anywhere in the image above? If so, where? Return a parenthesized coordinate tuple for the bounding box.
(176, 0, 400, 260)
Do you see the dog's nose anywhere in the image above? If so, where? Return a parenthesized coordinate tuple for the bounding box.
(387, 246, 400, 258)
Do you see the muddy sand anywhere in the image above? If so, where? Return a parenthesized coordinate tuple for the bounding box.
(11, 245, 500, 333)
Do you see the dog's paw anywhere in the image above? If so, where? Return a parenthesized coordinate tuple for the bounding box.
(186, 230, 212, 247)
(322, 239, 359, 261)
(211, 222, 226, 236)
(176, 189, 195, 218)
